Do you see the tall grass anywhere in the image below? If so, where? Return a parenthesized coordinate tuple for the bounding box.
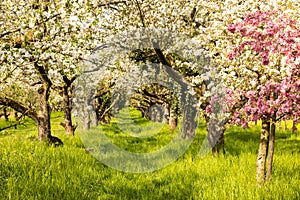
(0, 111, 299, 199)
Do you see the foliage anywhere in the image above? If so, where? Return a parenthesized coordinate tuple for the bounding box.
(227, 10, 300, 128)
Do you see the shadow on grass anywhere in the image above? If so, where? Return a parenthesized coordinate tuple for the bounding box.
(224, 125, 300, 156)
(0, 117, 36, 138)
(276, 139, 300, 154)
(101, 108, 154, 135)
(101, 122, 122, 134)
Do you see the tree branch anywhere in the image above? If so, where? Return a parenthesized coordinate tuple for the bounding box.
(152, 42, 172, 67)
(0, 13, 59, 39)
(134, 0, 145, 27)
(0, 95, 38, 121)
(61, 74, 79, 87)
(99, 1, 127, 7)
(34, 62, 52, 86)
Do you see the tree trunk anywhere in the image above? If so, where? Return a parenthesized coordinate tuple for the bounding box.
(148, 104, 163, 122)
(292, 121, 297, 133)
(60, 86, 77, 136)
(37, 84, 52, 141)
(182, 121, 195, 138)
(205, 116, 225, 155)
(266, 120, 276, 181)
(141, 108, 149, 119)
(37, 83, 63, 146)
(169, 112, 177, 130)
(3, 107, 9, 121)
(0, 94, 63, 146)
(37, 114, 51, 141)
(14, 111, 18, 120)
(33, 62, 63, 146)
(256, 118, 270, 186)
(91, 106, 98, 127)
(83, 101, 91, 130)
(162, 103, 169, 124)
(182, 105, 198, 139)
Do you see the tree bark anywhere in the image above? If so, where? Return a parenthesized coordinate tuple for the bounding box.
(60, 86, 77, 136)
(256, 118, 270, 186)
(169, 112, 177, 130)
(152, 42, 198, 139)
(266, 119, 276, 181)
(3, 107, 9, 121)
(83, 100, 91, 130)
(34, 62, 62, 146)
(91, 102, 98, 127)
(37, 83, 52, 141)
(292, 121, 297, 133)
(205, 116, 225, 155)
(162, 103, 169, 124)
(182, 105, 198, 139)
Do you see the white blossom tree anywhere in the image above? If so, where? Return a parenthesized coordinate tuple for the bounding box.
(0, 0, 120, 142)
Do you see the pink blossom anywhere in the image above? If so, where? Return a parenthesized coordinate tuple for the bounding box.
(225, 11, 300, 128)
(206, 105, 212, 114)
(262, 58, 270, 65)
(227, 24, 236, 33)
(227, 52, 238, 60)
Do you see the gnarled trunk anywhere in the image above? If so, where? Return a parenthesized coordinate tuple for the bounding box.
(182, 106, 197, 139)
(60, 86, 77, 136)
(37, 83, 52, 141)
(34, 62, 62, 145)
(37, 115, 51, 141)
(0, 92, 62, 146)
(205, 116, 225, 155)
(37, 83, 63, 146)
(256, 118, 270, 186)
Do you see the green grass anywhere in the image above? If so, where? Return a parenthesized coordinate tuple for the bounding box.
(0, 111, 299, 200)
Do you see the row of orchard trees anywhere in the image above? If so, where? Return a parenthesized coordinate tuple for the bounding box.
(0, 0, 299, 185)
(0, 0, 110, 140)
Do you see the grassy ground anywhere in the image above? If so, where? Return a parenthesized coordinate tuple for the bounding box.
(0, 110, 299, 200)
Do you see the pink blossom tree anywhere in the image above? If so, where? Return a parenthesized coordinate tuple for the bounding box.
(227, 10, 300, 185)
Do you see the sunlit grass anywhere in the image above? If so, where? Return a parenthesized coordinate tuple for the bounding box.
(0, 111, 299, 199)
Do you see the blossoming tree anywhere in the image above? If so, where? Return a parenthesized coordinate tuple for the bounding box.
(0, 0, 112, 142)
(227, 10, 300, 185)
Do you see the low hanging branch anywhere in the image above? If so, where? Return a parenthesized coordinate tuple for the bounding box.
(99, 1, 127, 7)
(0, 121, 24, 132)
(0, 96, 35, 131)
(0, 96, 38, 122)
